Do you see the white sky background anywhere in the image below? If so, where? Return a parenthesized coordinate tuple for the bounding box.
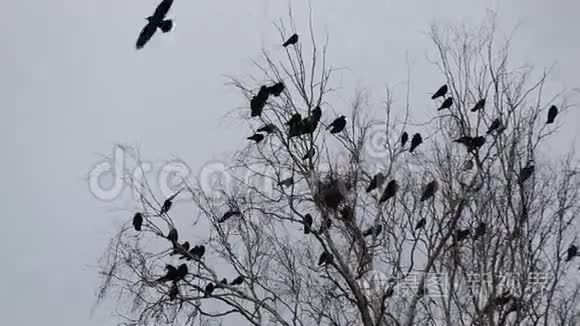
(1, 0, 579, 325)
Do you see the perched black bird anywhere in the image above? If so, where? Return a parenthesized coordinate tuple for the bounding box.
(565, 245, 578, 262)
(363, 224, 383, 237)
(168, 283, 179, 300)
(327, 115, 347, 134)
(287, 113, 305, 138)
(473, 222, 487, 240)
(340, 205, 354, 221)
(454, 136, 485, 151)
(170, 241, 190, 256)
(256, 123, 277, 134)
(174, 264, 188, 282)
(401, 132, 409, 147)
(409, 133, 423, 153)
(283, 33, 299, 47)
(247, 133, 265, 143)
(218, 210, 241, 223)
(136, 0, 174, 50)
(546, 105, 558, 124)
(318, 252, 333, 266)
(421, 180, 438, 202)
(518, 164, 535, 184)
(366, 172, 385, 193)
(455, 229, 471, 243)
(302, 107, 323, 134)
(438, 97, 453, 111)
(431, 84, 448, 100)
(487, 118, 502, 134)
(311, 106, 322, 121)
(250, 86, 269, 117)
(220, 278, 228, 286)
(415, 218, 426, 230)
(133, 212, 143, 231)
(454, 136, 472, 146)
(158, 264, 178, 282)
(188, 245, 206, 260)
(303, 213, 313, 234)
(267, 82, 285, 97)
(161, 199, 173, 215)
(471, 98, 486, 112)
(204, 283, 215, 297)
(303, 147, 316, 160)
(167, 228, 178, 243)
(278, 177, 294, 188)
(379, 180, 398, 203)
(230, 275, 245, 286)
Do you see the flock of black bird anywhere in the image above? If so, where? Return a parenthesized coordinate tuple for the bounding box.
(130, 0, 578, 299)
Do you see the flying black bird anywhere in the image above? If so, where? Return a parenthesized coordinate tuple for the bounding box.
(136, 0, 174, 49)
(379, 180, 398, 203)
(471, 98, 486, 112)
(170, 241, 190, 256)
(431, 84, 448, 100)
(219, 210, 241, 223)
(174, 264, 188, 282)
(133, 212, 143, 231)
(546, 105, 558, 124)
(455, 229, 471, 243)
(158, 264, 178, 282)
(278, 177, 294, 187)
(518, 164, 535, 184)
(487, 118, 502, 134)
(415, 218, 426, 230)
(168, 283, 179, 300)
(267, 82, 285, 97)
(438, 97, 453, 111)
(409, 133, 423, 153)
(421, 180, 438, 202)
(283, 33, 299, 47)
(247, 133, 265, 143)
(167, 228, 178, 243)
(250, 86, 269, 117)
(230, 275, 245, 286)
(303, 213, 313, 234)
(303, 147, 316, 160)
(318, 252, 333, 266)
(473, 222, 487, 240)
(328, 116, 347, 134)
(565, 245, 578, 262)
(256, 123, 277, 134)
(401, 132, 409, 147)
(366, 172, 385, 193)
(204, 283, 215, 297)
(363, 224, 383, 237)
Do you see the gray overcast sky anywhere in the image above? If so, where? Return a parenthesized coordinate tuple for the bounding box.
(1, 0, 579, 325)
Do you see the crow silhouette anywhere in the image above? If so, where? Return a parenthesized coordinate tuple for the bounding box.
(219, 278, 228, 286)
(380, 180, 398, 203)
(366, 172, 385, 193)
(167, 228, 178, 243)
(546, 105, 558, 124)
(415, 218, 426, 230)
(302, 107, 322, 134)
(471, 98, 486, 112)
(409, 133, 423, 152)
(303, 213, 313, 234)
(174, 264, 188, 282)
(363, 224, 383, 237)
(287, 113, 304, 138)
(401, 132, 409, 147)
(340, 205, 354, 221)
(518, 164, 535, 184)
(161, 199, 173, 215)
(230, 276, 245, 286)
(438, 97, 453, 110)
(133, 212, 143, 231)
(454, 136, 472, 146)
(250, 86, 269, 117)
(278, 177, 294, 187)
(431, 84, 448, 100)
(158, 264, 178, 282)
(204, 283, 215, 297)
(318, 252, 333, 266)
(187, 245, 206, 260)
(136, 0, 174, 49)
(170, 241, 190, 256)
(168, 283, 179, 300)
(421, 180, 438, 202)
(219, 210, 241, 223)
(283, 33, 299, 47)
(565, 245, 578, 262)
(256, 123, 276, 134)
(487, 118, 502, 134)
(454, 136, 485, 151)
(473, 222, 487, 240)
(267, 82, 285, 96)
(247, 133, 265, 143)
(328, 116, 347, 134)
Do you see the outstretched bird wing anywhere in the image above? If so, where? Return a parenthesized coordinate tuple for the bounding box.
(136, 23, 157, 49)
(153, 0, 174, 20)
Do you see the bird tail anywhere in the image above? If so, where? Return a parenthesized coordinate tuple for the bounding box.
(159, 20, 173, 33)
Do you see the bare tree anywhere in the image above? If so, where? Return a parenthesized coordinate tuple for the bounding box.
(95, 13, 580, 326)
